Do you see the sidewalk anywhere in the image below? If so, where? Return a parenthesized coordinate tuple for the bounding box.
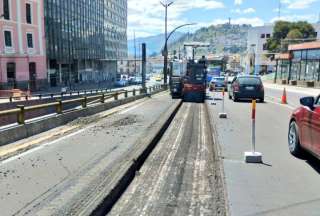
(264, 82, 320, 96)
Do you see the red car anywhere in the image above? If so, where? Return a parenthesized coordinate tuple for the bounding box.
(288, 96, 320, 157)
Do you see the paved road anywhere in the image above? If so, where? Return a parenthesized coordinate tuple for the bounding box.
(264, 83, 320, 108)
(207, 89, 320, 216)
(0, 92, 176, 216)
(110, 103, 226, 216)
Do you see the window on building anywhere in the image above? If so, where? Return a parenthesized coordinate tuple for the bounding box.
(266, 34, 271, 38)
(4, 31, 12, 47)
(3, 0, 10, 20)
(261, 34, 265, 39)
(7, 63, 16, 80)
(27, 33, 33, 48)
(263, 43, 268, 51)
(26, 3, 32, 24)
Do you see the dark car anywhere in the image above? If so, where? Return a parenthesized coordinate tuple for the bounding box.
(288, 96, 320, 158)
(229, 75, 264, 102)
(209, 77, 226, 91)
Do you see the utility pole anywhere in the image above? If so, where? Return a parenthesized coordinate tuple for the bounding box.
(278, 0, 281, 20)
(161, 1, 173, 87)
(134, 31, 137, 76)
(142, 43, 146, 90)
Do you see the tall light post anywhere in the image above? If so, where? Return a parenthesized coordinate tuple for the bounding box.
(164, 23, 196, 86)
(160, 0, 173, 86)
(250, 44, 256, 75)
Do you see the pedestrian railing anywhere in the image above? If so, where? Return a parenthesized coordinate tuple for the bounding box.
(0, 87, 125, 103)
(0, 85, 163, 126)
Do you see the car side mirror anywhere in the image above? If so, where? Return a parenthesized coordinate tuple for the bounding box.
(300, 97, 315, 109)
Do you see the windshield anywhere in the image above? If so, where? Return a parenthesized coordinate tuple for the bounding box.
(212, 77, 225, 82)
(238, 77, 262, 85)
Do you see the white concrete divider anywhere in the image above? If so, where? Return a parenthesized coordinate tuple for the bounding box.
(244, 99, 262, 163)
(219, 89, 227, 119)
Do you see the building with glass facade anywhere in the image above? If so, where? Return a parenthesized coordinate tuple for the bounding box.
(44, 0, 127, 87)
(275, 41, 320, 87)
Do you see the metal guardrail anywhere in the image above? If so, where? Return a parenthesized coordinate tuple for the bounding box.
(0, 87, 128, 102)
(0, 85, 163, 126)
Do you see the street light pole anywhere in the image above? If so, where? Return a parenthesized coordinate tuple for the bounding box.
(160, 1, 173, 87)
(163, 23, 196, 86)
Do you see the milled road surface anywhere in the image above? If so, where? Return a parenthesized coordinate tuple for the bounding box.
(0, 92, 177, 216)
(109, 103, 226, 216)
(207, 88, 320, 216)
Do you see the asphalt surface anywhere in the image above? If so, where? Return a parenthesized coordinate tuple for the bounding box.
(109, 103, 226, 216)
(0, 91, 176, 216)
(264, 83, 319, 108)
(207, 87, 320, 216)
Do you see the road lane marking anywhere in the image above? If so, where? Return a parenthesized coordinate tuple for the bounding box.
(0, 128, 86, 165)
(0, 125, 78, 159)
(265, 98, 295, 110)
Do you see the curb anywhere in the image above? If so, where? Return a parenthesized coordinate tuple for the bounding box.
(205, 102, 230, 216)
(87, 99, 183, 216)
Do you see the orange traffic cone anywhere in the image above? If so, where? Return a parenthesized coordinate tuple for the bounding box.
(281, 88, 287, 104)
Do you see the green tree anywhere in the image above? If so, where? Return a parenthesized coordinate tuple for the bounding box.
(286, 29, 303, 39)
(290, 21, 316, 38)
(267, 21, 316, 52)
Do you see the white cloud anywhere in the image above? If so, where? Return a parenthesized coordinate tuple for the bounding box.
(234, 0, 243, 5)
(270, 14, 318, 23)
(204, 17, 264, 27)
(281, 0, 319, 9)
(232, 7, 256, 14)
(128, 0, 225, 39)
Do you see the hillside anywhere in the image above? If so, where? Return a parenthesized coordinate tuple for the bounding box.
(169, 24, 251, 55)
(127, 32, 184, 57)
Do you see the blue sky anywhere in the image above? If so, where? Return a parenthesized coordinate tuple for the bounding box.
(128, 0, 320, 39)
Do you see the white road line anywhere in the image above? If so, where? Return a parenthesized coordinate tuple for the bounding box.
(265, 98, 295, 110)
(119, 101, 146, 114)
(0, 128, 86, 165)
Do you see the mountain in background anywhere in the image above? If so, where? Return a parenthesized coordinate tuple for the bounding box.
(169, 24, 251, 56)
(127, 32, 184, 57)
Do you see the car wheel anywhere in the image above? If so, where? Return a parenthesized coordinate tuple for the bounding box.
(229, 94, 232, 100)
(260, 98, 264, 103)
(233, 95, 238, 102)
(288, 121, 303, 157)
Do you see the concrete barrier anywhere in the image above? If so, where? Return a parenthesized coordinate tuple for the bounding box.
(0, 89, 165, 146)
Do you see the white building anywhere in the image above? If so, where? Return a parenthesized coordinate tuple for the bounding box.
(246, 25, 275, 74)
(246, 23, 320, 75)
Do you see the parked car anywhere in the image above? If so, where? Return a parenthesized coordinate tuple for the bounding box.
(288, 96, 320, 158)
(229, 75, 264, 102)
(128, 77, 136, 85)
(155, 74, 163, 82)
(115, 79, 128, 87)
(134, 77, 142, 85)
(209, 77, 226, 91)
